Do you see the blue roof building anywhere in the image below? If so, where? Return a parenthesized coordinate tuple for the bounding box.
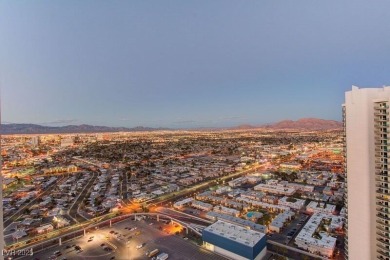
(202, 220, 267, 260)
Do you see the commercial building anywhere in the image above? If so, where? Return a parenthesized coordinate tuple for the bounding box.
(343, 86, 390, 260)
(203, 220, 267, 260)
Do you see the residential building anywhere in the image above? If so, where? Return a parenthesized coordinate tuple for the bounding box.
(205, 212, 267, 233)
(343, 86, 390, 259)
(269, 211, 295, 233)
(213, 206, 240, 217)
(254, 183, 296, 196)
(306, 201, 336, 215)
(278, 197, 305, 211)
(173, 198, 193, 209)
(294, 213, 337, 258)
(191, 200, 213, 211)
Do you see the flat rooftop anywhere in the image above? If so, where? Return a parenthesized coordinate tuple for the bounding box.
(295, 213, 337, 249)
(206, 211, 267, 233)
(204, 220, 265, 247)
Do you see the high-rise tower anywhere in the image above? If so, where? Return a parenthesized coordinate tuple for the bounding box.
(0, 139, 4, 255)
(344, 86, 390, 260)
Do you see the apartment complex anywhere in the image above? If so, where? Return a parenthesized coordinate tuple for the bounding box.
(295, 213, 338, 257)
(344, 86, 390, 260)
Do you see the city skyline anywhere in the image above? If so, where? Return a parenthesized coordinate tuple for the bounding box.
(1, 124, 345, 259)
(1, 1, 390, 128)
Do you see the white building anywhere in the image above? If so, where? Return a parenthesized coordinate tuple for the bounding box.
(269, 211, 295, 233)
(254, 183, 296, 196)
(191, 200, 213, 211)
(306, 201, 336, 215)
(228, 177, 246, 187)
(343, 86, 390, 260)
(285, 182, 315, 193)
(278, 196, 305, 211)
(294, 213, 337, 258)
(173, 198, 193, 209)
(213, 206, 240, 217)
(205, 211, 267, 233)
(240, 191, 264, 201)
(237, 196, 289, 212)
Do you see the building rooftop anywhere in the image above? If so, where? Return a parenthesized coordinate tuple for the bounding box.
(295, 213, 337, 249)
(204, 220, 265, 247)
(206, 211, 267, 233)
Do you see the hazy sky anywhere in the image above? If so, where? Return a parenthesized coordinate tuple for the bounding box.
(1, 1, 390, 128)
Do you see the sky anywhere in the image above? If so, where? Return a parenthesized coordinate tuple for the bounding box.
(1, 1, 390, 128)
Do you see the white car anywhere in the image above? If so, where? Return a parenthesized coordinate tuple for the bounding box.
(136, 244, 143, 249)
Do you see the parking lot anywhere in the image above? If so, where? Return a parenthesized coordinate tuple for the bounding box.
(21, 216, 227, 260)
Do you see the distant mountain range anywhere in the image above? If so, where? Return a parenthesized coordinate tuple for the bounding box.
(233, 118, 342, 130)
(265, 118, 342, 130)
(0, 124, 161, 134)
(1, 118, 342, 134)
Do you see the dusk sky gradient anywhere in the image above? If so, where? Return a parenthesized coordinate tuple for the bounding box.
(1, 1, 390, 128)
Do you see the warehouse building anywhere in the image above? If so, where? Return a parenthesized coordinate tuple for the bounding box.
(203, 220, 267, 260)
